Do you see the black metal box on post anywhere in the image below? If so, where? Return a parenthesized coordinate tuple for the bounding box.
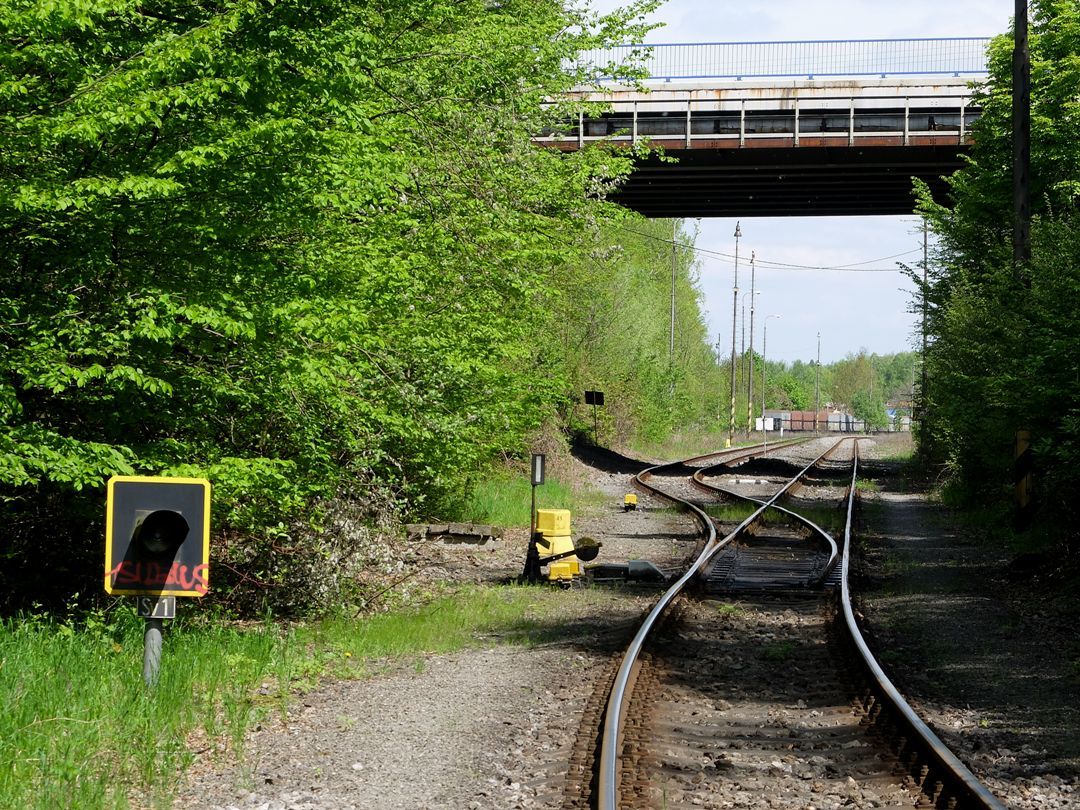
(584, 390, 605, 445)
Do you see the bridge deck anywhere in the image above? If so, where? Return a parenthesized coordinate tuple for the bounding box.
(538, 77, 977, 216)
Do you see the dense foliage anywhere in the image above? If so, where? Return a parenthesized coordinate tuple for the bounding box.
(1, 0, 673, 611)
(558, 219, 727, 444)
(916, 0, 1080, 544)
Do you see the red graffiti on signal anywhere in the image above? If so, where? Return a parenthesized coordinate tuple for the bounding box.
(106, 561, 209, 594)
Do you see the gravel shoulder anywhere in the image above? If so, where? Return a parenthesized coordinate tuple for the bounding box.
(181, 642, 607, 809)
(177, 582, 662, 809)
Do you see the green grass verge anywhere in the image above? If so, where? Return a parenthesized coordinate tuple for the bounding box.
(628, 426, 756, 462)
(0, 586, 580, 809)
(457, 470, 606, 527)
(877, 447, 915, 463)
(0, 609, 278, 810)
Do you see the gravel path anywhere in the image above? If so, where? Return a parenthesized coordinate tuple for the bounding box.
(181, 646, 602, 809)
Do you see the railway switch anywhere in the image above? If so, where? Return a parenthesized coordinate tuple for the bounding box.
(535, 508, 571, 536)
(537, 509, 577, 581)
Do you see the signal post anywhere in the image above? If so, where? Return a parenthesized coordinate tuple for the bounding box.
(105, 476, 211, 685)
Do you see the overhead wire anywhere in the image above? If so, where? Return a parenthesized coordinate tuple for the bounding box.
(617, 225, 920, 272)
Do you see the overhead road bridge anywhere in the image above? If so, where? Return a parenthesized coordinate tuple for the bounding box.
(539, 39, 989, 217)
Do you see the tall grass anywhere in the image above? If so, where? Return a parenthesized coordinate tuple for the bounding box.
(457, 470, 604, 527)
(0, 586, 576, 809)
(630, 425, 747, 462)
(0, 608, 280, 809)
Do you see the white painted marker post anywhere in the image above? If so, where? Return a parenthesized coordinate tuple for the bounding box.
(530, 453, 545, 539)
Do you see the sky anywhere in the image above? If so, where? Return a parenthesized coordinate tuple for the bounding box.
(586, 0, 1016, 363)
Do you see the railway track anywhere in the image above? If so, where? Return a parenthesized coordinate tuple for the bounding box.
(564, 437, 1006, 809)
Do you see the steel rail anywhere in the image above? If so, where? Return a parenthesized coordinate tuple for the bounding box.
(597, 437, 851, 810)
(840, 442, 1007, 809)
(667, 436, 807, 471)
(690, 481, 840, 589)
(689, 439, 853, 586)
(628, 436, 809, 566)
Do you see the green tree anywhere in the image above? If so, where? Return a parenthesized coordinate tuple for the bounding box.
(771, 370, 811, 410)
(914, 0, 1080, 541)
(553, 218, 724, 444)
(876, 352, 917, 404)
(0, 0, 661, 610)
(851, 391, 887, 430)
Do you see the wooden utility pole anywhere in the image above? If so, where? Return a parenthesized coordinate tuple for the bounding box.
(1012, 0, 1033, 529)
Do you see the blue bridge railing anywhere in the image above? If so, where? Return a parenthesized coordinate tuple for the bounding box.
(578, 38, 991, 81)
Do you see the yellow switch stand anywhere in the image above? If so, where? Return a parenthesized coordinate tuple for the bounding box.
(535, 509, 579, 581)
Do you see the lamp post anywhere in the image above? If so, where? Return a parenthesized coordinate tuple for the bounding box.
(763, 315, 781, 456)
(746, 252, 757, 437)
(727, 222, 741, 448)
